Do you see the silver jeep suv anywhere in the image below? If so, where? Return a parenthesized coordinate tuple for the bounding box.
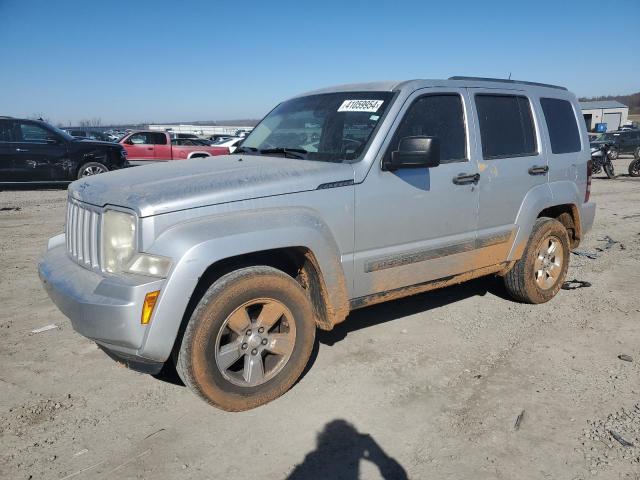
(39, 77, 596, 411)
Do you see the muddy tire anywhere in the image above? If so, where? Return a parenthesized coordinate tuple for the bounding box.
(603, 159, 615, 179)
(176, 266, 316, 411)
(504, 218, 570, 304)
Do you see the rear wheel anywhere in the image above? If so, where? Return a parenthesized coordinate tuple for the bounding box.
(634, 146, 640, 160)
(607, 148, 619, 160)
(176, 266, 316, 411)
(77, 161, 108, 179)
(629, 158, 640, 177)
(504, 218, 570, 304)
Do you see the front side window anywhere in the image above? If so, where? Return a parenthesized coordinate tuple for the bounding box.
(386, 94, 467, 164)
(128, 132, 152, 145)
(475, 94, 537, 159)
(540, 98, 581, 154)
(241, 91, 395, 162)
(18, 122, 54, 143)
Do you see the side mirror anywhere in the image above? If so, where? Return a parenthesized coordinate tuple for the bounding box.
(383, 136, 440, 171)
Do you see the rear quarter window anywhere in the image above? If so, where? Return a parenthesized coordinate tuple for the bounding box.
(540, 98, 581, 154)
(475, 94, 537, 159)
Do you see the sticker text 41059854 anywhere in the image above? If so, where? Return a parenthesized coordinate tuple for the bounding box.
(337, 99, 384, 113)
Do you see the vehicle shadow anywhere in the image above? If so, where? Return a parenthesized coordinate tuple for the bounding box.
(286, 419, 408, 480)
(318, 274, 509, 347)
(156, 274, 510, 388)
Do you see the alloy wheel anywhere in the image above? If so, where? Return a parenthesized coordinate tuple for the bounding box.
(534, 236, 564, 290)
(214, 298, 296, 387)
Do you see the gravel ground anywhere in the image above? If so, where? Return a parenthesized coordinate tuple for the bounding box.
(1, 158, 639, 479)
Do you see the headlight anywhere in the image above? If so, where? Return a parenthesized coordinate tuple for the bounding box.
(127, 253, 172, 278)
(102, 210, 137, 273)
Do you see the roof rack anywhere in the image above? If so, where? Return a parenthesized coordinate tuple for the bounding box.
(448, 76, 567, 91)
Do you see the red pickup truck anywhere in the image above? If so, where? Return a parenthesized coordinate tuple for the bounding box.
(119, 131, 228, 164)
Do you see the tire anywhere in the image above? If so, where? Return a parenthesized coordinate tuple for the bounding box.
(634, 147, 640, 161)
(504, 217, 570, 304)
(176, 266, 316, 411)
(604, 159, 615, 178)
(77, 161, 109, 179)
(629, 159, 640, 177)
(607, 148, 619, 160)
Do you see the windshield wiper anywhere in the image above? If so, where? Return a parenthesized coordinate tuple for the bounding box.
(234, 146, 258, 154)
(259, 147, 307, 159)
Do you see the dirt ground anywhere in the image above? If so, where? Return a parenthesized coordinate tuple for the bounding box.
(1, 157, 639, 480)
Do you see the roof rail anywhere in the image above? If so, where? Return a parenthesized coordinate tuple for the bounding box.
(0, 115, 14, 119)
(448, 76, 567, 91)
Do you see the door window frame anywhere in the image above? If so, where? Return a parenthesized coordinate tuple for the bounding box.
(381, 90, 471, 167)
(473, 92, 540, 160)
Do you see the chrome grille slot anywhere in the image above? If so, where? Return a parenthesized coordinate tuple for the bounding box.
(65, 199, 101, 270)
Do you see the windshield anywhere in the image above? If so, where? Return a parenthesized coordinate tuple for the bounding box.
(48, 124, 75, 141)
(595, 133, 617, 142)
(240, 91, 395, 162)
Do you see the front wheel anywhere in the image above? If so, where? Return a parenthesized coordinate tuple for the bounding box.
(504, 218, 570, 304)
(607, 148, 619, 160)
(77, 161, 109, 179)
(176, 266, 316, 411)
(629, 158, 640, 177)
(604, 159, 615, 178)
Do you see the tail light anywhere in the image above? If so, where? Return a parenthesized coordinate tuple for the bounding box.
(585, 159, 592, 202)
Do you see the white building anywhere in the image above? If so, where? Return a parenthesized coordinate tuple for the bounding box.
(580, 101, 628, 132)
(148, 124, 253, 137)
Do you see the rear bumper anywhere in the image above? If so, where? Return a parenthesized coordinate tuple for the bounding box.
(38, 240, 166, 371)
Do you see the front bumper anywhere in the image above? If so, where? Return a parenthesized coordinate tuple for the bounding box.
(38, 239, 165, 373)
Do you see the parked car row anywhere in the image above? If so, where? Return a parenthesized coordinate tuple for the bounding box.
(0, 116, 128, 182)
(0, 117, 233, 183)
(589, 129, 640, 160)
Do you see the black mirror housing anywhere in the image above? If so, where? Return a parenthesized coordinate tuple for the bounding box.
(384, 136, 441, 171)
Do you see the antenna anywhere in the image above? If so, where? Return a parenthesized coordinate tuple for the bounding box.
(508, 72, 512, 80)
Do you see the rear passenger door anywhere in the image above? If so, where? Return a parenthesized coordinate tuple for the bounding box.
(470, 90, 547, 266)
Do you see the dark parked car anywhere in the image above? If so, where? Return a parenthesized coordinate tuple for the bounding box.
(64, 129, 114, 142)
(590, 130, 640, 159)
(0, 117, 128, 183)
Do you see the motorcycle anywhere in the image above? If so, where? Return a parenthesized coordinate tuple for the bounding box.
(590, 143, 615, 179)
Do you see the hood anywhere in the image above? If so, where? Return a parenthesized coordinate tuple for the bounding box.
(69, 154, 355, 217)
(70, 138, 121, 149)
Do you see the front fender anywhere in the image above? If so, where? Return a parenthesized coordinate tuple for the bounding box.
(138, 207, 349, 362)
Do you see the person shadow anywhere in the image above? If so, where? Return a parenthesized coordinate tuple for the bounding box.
(286, 419, 408, 480)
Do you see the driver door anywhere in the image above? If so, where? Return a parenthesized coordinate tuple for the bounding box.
(125, 132, 156, 163)
(353, 88, 481, 299)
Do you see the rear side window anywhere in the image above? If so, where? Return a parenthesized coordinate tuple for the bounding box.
(475, 94, 537, 159)
(540, 98, 581, 154)
(388, 94, 467, 163)
(151, 132, 168, 145)
(0, 120, 13, 142)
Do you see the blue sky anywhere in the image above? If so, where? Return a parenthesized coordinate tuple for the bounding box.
(0, 0, 638, 125)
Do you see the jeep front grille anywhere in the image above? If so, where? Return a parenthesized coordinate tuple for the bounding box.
(65, 199, 101, 270)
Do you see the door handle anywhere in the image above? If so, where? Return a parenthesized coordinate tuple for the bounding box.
(452, 173, 480, 185)
(15, 148, 29, 152)
(147, 147, 153, 150)
(528, 165, 549, 175)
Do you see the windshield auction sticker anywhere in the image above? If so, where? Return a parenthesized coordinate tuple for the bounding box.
(338, 99, 384, 113)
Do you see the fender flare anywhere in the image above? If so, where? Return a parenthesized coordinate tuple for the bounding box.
(508, 181, 582, 260)
(187, 151, 211, 159)
(139, 207, 349, 362)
